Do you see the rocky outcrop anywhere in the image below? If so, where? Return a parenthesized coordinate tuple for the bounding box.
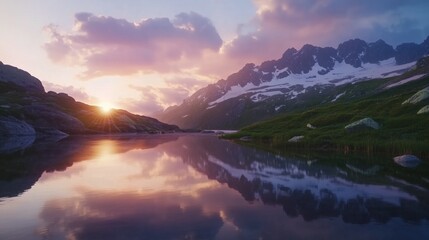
(417, 105, 429, 114)
(393, 155, 421, 168)
(402, 87, 429, 105)
(345, 118, 380, 132)
(0, 62, 44, 92)
(239, 136, 253, 142)
(395, 43, 426, 65)
(288, 135, 304, 143)
(0, 116, 36, 136)
(0, 135, 35, 154)
(0, 61, 180, 136)
(23, 103, 86, 134)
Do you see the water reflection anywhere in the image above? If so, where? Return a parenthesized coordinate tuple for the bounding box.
(0, 134, 428, 240)
(0, 135, 178, 198)
(40, 191, 223, 240)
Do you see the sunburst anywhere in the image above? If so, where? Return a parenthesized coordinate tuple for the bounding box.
(99, 103, 113, 115)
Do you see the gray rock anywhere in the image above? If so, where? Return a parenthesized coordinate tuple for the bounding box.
(239, 136, 253, 142)
(345, 117, 380, 132)
(0, 135, 35, 154)
(306, 123, 316, 129)
(23, 103, 86, 134)
(417, 105, 429, 114)
(0, 63, 45, 92)
(0, 116, 36, 136)
(288, 135, 304, 143)
(402, 87, 429, 105)
(393, 155, 421, 168)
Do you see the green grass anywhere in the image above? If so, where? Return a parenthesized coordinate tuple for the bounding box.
(225, 75, 429, 155)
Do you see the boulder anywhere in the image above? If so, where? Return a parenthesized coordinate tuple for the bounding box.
(0, 116, 36, 136)
(393, 155, 421, 168)
(417, 105, 429, 114)
(288, 135, 304, 143)
(345, 117, 380, 132)
(239, 136, 253, 142)
(402, 87, 429, 105)
(0, 63, 45, 92)
(0, 135, 35, 154)
(23, 103, 86, 134)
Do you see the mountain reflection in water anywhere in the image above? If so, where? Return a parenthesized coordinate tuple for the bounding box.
(0, 134, 428, 240)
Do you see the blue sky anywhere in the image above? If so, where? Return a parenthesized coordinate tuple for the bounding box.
(1, 0, 429, 115)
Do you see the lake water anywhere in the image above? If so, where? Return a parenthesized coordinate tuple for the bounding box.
(0, 134, 428, 240)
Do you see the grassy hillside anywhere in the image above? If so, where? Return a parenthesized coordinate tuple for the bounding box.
(225, 74, 429, 155)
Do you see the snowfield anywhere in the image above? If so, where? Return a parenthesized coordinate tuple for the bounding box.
(209, 58, 415, 106)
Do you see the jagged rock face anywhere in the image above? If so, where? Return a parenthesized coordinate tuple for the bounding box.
(227, 63, 262, 87)
(315, 47, 340, 73)
(0, 63, 45, 92)
(337, 39, 368, 67)
(363, 40, 395, 64)
(395, 43, 426, 65)
(276, 48, 298, 70)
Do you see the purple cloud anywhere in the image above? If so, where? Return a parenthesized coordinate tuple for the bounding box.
(224, 0, 429, 63)
(44, 12, 222, 78)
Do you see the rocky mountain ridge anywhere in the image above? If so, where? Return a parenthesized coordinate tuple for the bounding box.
(158, 36, 429, 129)
(0, 61, 180, 137)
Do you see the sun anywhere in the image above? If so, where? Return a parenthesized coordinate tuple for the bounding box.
(99, 103, 113, 115)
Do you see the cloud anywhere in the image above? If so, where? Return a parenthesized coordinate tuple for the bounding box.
(119, 88, 164, 116)
(43, 81, 94, 103)
(44, 12, 223, 78)
(118, 75, 209, 115)
(119, 85, 189, 115)
(223, 0, 429, 63)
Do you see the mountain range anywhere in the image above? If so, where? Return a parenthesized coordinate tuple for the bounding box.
(157, 36, 429, 129)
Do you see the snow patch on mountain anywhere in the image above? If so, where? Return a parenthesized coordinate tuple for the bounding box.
(208, 58, 415, 106)
(385, 74, 427, 89)
(332, 92, 346, 102)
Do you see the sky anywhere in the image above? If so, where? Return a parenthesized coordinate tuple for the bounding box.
(1, 0, 429, 116)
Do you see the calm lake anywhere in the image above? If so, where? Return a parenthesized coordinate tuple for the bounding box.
(0, 134, 428, 240)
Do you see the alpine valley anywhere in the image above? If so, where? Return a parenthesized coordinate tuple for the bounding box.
(157, 36, 429, 129)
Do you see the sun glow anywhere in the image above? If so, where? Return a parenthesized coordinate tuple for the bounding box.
(99, 103, 113, 114)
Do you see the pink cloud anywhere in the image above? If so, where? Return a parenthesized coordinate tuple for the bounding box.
(44, 12, 222, 78)
(121, 81, 199, 115)
(43, 81, 93, 103)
